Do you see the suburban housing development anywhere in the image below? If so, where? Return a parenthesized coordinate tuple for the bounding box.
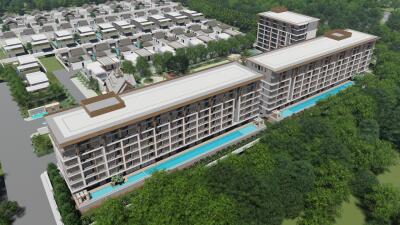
(0, 0, 242, 94)
(0, 0, 379, 216)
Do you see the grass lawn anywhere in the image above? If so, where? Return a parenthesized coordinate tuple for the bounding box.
(378, 162, 400, 188)
(39, 56, 64, 74)
(281, 195, 365, 225)
(335, 195, 365, 225)
(39, 56, 65, 84)
(31, 134, 54, 157)
(282, 218, 297, 225)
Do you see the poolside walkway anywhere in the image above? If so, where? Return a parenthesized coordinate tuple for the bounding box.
(78, 122, 262, 211)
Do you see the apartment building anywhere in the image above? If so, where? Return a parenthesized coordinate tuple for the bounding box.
(256, 7, 319, 52)
(46, 62, 262, 193)
(246, 29, 378, 115)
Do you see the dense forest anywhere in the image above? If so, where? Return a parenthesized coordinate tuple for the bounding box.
(82, 1, 400, 225)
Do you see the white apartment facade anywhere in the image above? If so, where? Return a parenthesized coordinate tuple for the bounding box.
(256, 7, 319, 52)
(246, 29, 378, 115)
(46, 62, 262, 193)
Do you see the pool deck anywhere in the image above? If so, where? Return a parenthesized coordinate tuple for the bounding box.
(77, 121, 263, 212)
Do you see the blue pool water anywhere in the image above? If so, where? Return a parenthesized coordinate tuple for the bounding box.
(91, 124, 258, 200)
(280, 82, 354, 118)
(31, 112, 48, 120)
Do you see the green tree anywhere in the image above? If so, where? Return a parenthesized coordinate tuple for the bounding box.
(121, 60, 136, 75)
(0, 201, 24, 225)
(364, 184, 400, 225)
(94, 199, 128, 225)
(135, 56, 151, 77)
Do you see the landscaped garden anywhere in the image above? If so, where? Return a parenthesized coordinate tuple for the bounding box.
(31, 134, 53, 157)
(0, 56, 76, 117)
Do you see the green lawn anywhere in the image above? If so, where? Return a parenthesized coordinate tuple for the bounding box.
(281, 195, 365, 225)
(378, 162, 400, 188)
(39, 56, 64, 73)
(282, 218, 297, 225)
(335, 195, 365, 225)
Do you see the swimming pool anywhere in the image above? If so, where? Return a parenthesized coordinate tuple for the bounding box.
(31, 112, 48, 120)
(90, 123, 258, 200)
(280, 82, 354, 118)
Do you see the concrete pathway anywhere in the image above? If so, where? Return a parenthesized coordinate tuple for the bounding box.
(53, 69, 86, 102)
(41, 172, 63, 225)
(0, 83, 56, 225)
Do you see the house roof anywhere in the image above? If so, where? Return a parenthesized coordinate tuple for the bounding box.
(26, 71, 48, 85)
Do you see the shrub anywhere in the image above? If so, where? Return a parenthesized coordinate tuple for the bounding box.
(47, 163, 81, 225)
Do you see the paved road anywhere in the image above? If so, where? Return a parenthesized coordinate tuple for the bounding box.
(0, 83, 56, 225)
(53, 69, 86, 102)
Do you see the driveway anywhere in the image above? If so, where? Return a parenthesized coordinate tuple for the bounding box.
(53, 69, 86, 102)
(0, 83, 56, 225)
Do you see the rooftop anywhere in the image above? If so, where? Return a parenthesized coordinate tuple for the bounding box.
(4, 38, 22, 46)
(77, 26, 94, 33)
(18, 54, 37, 65)
(258, 10, 319, 26)
(46, 62, 262, 146)
(247, 29, 378, 72)
(113, 20, 130, 27)
(26, 71, 48, 85)
(98, 23, 114, 29)
(31, 34, 48, 42)
(55, 30, 72, 37)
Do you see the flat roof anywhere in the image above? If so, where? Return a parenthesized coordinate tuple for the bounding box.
(18, 54, 37, 65)
(31, 34, 48, 41)
(113, 20, 130, 26)
(4, 38, 22, 46)
(17, 62, 39, 71)
(26, 71, 48, 85)
(77, 26, 93, 33)
(55, 30, 72, 37)
(86, 61, 106, 75)
(258, 10, 319, 26)
(26, 82, 49, 92)
(46, 62, 262, 146)
(247, 29, 378, 72)
(98, 23, 114, 29)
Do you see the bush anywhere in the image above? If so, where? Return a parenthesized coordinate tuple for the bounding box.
(0, 201, 24, 225)
(31, 134, 53, 157)
(47, 163, 81, 225)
